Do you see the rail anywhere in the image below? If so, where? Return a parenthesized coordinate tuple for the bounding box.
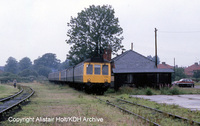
(118, 98, 200, 125)
(0, 86, 35, 121)
(0, 87, 24, 102)
(95, 97, 160, 126)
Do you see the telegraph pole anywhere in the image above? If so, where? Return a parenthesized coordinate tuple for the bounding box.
(155, 28, 158, 68)
(174, 58, 176, 81)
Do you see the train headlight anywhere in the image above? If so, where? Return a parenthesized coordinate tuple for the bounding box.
(87, 78, 91, 82)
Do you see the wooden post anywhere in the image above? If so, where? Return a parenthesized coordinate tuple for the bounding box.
(155, 28, 158, 68)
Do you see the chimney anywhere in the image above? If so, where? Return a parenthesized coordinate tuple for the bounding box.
(162, 62, 166, 65)
(131, 43, 133, 50)
(103, 46, 112, 61)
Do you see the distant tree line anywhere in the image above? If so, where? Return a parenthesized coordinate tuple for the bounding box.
(0, 53, 70, 82)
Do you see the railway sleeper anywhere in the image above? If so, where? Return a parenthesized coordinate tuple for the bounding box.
(0, 104, 22, 121)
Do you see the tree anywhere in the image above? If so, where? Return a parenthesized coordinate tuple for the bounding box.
(193, 70, 200, 80)
(174, 67, 186, 81)
(147, 55, 160, 65)
(4, 57, 18, 74)
(66, 5, 124, 65)
(147, 55, 153, 60)
(18, 69, 38, 77)
(37, 66, 52, 77)
(34, 53, 60, 70)
(19, 57, 32, 71)
(58, 59, 71, 70)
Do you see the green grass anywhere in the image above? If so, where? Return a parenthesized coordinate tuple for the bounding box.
(0, 84, 19, 98)
(105, 86, 200, 95)
(2, 82, 200, 126)
(98, 94, 200, 125)
(103, 86, 200, 125)
(1, 82, 145, 126)
(195, 82, 200, 86)
(115, 95, 200, 123)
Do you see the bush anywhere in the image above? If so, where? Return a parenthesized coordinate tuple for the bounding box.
(0, 72, 36, 83)
(160, 87, 171, 95)
(118, 86, 134, 94)
(169, 87, 180, 95)
(145, 87, 153, 95)
(160, 87, 182, 95)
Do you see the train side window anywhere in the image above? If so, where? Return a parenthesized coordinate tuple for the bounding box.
(94, 65, 101, 75)
(102, 65, 108, 75)
(86, 64, 93, 75)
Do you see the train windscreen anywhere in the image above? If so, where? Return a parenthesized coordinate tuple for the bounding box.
(94, 65, 101, 75)
(102, 65, 108, 75)
(86, 64, 93, 74)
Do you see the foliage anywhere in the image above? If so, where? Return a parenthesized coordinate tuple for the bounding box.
(66, 5, 124, 65)
(18, 57, 32, 71)
(147, 55, 160, 65)
(18, 69, 38, 77)
(58, 59, 71, 70)
(36, 66, 52, 77)
(33, 53, 60, 77)
(4, 57, 19, 74)
(174, 67, 186, 81)
(169, 87, 181, 95)
(34, 53, 60, 70)
(1, 53, 70, 82)
(145, 87, 153, 95)
(193, 70, 200, 80)
(160, 87, 183, 95)
(0, 72, 35, 83)
(107, 86, 195, 95)
(0, 72, 19, 83)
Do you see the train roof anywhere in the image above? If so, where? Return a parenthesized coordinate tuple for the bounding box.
(84, 57, 110, 63)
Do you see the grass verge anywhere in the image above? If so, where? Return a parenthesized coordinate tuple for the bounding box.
(105, 86, 200, 95)
(0, 84, 19, 99)
(1, 82, 146, 126)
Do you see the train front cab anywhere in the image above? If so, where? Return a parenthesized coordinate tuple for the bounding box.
(83, 62, 111, 93)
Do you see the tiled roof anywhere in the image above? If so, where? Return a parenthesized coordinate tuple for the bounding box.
(185, 63, 200, 76)
(112, 50, 174, 73)
(158, 62, 173, 69)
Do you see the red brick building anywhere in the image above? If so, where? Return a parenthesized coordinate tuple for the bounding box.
(184, 62, 200, 77)
(103, 47, 112, 61)
(158, 62, 173, 69)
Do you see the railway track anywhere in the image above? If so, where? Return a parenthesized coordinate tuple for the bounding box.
(0, 86, 23, 102)
(96, 96, 200, 126)
(0, 85, 34, 121)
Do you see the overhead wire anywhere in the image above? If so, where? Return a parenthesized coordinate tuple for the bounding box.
(159, 30, 200, 33)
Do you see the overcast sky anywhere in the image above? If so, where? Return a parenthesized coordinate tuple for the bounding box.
(0, 0, 200, 67)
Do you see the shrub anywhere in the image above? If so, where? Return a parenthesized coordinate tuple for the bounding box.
(117, 86, 134, 94)
(169, 87, 180, 95)
(160, 87, 171, 95)
(145, 87, 153, 95)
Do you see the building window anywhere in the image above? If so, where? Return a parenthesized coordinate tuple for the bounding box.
(102, 65, 108, 75)
(94, 65, 101, 75)
(86, 64, 93, 75)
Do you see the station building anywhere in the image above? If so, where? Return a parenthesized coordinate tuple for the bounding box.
(109, 50, 174, 90)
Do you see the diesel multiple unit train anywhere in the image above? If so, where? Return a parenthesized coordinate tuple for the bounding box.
(48, 58, 111, 94)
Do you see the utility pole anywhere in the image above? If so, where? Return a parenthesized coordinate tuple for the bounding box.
(174, 58, 176, 80)
(155, 28, 158, 68)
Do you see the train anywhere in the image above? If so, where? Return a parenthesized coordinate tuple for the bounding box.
(48, 57, 111, 94)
